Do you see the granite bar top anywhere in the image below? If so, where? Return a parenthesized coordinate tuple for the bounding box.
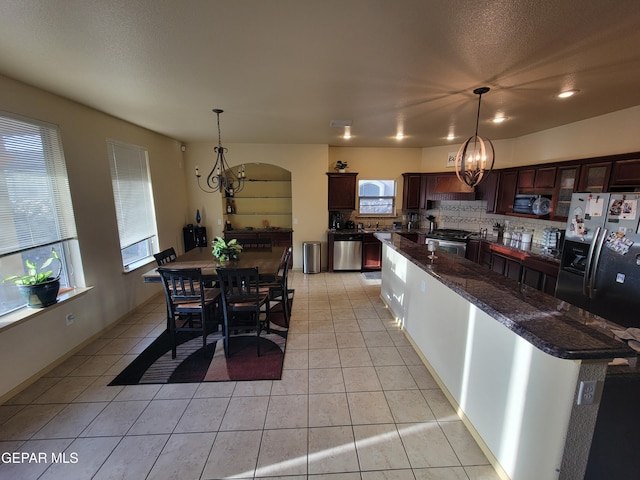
(376, 232, 635, 361)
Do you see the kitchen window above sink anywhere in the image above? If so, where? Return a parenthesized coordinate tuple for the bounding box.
(358, 179, 396, 216)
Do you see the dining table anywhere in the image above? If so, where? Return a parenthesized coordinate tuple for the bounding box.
(141, 246, 284, 283)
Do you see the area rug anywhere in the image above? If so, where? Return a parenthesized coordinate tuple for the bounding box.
(362, 271, 382, 281)
(109, 295, 291, 385)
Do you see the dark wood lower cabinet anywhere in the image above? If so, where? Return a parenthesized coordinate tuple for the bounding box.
(466, 239, 481, 263)
(491, 254, 523, 281)
(398, 232, 419, 242)
(522, 257, 559, 295)
(362, 234, 382, 271)
(471, 240, 559, 295)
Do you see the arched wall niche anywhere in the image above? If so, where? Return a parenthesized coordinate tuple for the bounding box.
(223, 162, 292, 230)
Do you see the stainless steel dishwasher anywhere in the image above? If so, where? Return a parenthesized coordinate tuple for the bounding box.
(333, 234, 363, 271)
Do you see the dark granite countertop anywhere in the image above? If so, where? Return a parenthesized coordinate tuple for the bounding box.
(376, 232, 635, 362)
(329, 228, 427, 235)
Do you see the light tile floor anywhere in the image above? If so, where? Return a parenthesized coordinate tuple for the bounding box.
(0, 271, 501, 480)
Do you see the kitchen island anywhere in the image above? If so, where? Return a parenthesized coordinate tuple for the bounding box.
(375, 232, 634, 480)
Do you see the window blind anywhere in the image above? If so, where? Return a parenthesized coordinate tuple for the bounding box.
(0, 112, 77, 257)
(107, 140, 157, 251)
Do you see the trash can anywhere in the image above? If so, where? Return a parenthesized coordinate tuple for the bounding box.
(303, 241, 321, 274)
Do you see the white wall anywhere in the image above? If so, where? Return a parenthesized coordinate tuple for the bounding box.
(0, 74, 188, 398)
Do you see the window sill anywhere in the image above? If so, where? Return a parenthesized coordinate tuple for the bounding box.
(123, 256, 155, 273)
(0, 287, 93, 333)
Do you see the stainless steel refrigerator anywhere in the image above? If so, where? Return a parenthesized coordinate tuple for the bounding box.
(556, 192, 640, 328)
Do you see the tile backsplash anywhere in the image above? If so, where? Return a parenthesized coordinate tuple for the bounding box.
(423, 200, 566, 245)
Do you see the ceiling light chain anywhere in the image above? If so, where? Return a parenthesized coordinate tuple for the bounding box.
(454, 87, 495, 188)
(195, 109, 245, 194)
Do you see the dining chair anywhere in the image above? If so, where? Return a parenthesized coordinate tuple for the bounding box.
(259, 246, 293, 327)
(216, 267, 270, 357)
(157, 267, 221, 359)
(154, 247, 177, 266)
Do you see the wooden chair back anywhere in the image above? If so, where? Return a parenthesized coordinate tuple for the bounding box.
(154, 247, 177, 266)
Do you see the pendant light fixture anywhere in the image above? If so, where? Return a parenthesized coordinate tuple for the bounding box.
(195, 109, 245, 194)
(454, 87, 495, 188)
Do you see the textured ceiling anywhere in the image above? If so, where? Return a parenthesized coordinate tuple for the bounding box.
(1, 0, 640, 147)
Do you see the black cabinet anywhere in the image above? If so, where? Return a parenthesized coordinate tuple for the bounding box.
(183, 226, 207, 252)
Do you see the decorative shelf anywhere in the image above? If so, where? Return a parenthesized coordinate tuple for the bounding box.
(232, 196, 292, 199)
(228, 213, 292, 216)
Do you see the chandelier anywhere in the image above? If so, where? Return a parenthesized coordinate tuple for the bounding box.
(454, 87, 495, 188)
(195, 109, 245, 194)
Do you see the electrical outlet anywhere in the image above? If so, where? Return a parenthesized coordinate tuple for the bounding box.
(577, 380, 597, 405)
(65, 313, 74, 326)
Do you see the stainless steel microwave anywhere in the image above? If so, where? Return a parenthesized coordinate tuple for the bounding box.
(512, 194, 552, 215)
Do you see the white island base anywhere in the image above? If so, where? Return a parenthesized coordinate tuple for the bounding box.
(380, 244, 608, 480)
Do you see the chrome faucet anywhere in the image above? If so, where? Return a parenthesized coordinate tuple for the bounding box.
(407, 221, 413, 231)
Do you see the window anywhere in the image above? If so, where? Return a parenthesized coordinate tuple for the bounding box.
(358, 179, 396, 215)
(0, 112, 82, 317)
(107, 140, 158, 271)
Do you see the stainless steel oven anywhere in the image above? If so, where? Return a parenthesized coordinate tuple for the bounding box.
(424, 229, 472, 258)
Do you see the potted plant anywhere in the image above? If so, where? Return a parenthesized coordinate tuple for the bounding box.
(3, 248, 61, 308)
(212, 237, 243, 261)
(335, 160, 348, 173)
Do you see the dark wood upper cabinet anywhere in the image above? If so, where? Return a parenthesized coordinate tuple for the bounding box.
(327, 172, 358, 210)
(423, 173, 475, 201)
(551, 165, 579, 220)
(534, 166, 557, 189)
(517, 169, 535, 190)
(495, 171, 518, 214)
(577, 162, 611, 193)
(476, 171, 499, 212)
(401, 173, 422, 210)
(517, 166, 556, 191)
(419, 174, 431, 209)
(609, 158, 640, 190)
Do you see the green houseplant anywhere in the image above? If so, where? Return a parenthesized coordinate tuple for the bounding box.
(212, 237, 242, 261)
(335, 160, 348, 172)
(3, 248, 62, 308)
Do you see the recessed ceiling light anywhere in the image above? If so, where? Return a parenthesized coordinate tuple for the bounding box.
(446, 133, 456, 141)
(330, 119, 353, 127)
(557, 89, 580, 99)
(343, 126, 351, 139)
(395, 133, 405, 140)
(492, 115, 508, 123)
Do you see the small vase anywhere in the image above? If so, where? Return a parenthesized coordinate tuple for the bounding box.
(338, 169, 346, 173)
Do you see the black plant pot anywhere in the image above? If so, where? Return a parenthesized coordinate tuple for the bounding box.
(18, 278, 60, 308)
